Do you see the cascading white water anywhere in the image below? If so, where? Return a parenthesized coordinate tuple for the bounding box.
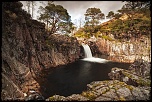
(82, 44, 92, 58)
(81, 43, 109, 63)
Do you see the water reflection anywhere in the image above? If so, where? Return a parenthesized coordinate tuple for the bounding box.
(38, 60, 131, 98)
(79, 61, 91, 76)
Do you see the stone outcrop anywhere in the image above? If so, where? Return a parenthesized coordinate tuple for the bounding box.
(108, 59, 151, 87)
(46, 59, 151, 101)
(46, 80, 150, 101)
(77, 34, 151, 63)
(2, 2, 80, 100)
(45, 34, 80, 67)
(85, 37, 151, 63)
(128, 59, 151, 79)
(88, 41, 103, 57)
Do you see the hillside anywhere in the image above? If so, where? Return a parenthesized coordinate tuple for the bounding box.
(73, 12, 151, 63)
(74, 12, 151, 42)
(99, 14, 150, 41)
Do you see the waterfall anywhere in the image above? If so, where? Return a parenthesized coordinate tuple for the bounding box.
(82, 44, 92, 58)
(81, 44, 109, 63)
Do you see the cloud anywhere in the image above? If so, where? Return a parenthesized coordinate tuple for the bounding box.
(54, 1, 126, 26)
(20, 1, 126, 26)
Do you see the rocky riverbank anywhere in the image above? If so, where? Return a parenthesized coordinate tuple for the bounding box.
(46, 59, 151, 101)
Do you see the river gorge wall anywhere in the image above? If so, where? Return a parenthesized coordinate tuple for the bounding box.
(78, 37, 151, 63)
(2, 2, 151, 101)
(97, 37, 151, 63)
(2, 2, 80, 100)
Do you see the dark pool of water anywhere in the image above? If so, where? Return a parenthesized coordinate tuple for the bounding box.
(38, 59, 131, 98)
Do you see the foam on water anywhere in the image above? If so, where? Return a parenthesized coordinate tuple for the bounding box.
(81, 57, 109, 63)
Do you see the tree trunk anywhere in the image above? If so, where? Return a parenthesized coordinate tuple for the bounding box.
(32, 1, 34, 18)
(27, 1, 30, 14)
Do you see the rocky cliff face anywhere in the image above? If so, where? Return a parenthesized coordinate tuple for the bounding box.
(2, 2, 80, 100)
(86, 37, 151, 63)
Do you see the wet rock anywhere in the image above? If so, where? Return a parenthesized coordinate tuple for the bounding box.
(87, 80, 150, 101)
(46, 94, 89, 101)
(2, 2, 81, 100)
(46, 95, 66, 101)
(131, 86, 150, 100)
(128, 59, 151, 79)
(108, 59, 151, 86)
(46, 34, 80, 67)
(79, 45, 85, 59)
(95, 96, 113, 101)
(46, 80, 150, 101)
(89, 37, 151, 63)
(108, 67, 151, 87)
(25, 90, 44, 101)
(65, 94, 89, 101)
(88, 41, 103, 57)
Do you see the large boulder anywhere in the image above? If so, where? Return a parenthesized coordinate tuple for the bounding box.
(108, 59, 151, 86)
(46, 80, 150, 101)
(128, 59, 151, 79)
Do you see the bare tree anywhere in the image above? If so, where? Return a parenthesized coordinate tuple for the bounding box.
(25, 1, 36, 18)
(26, 1, 30, 14)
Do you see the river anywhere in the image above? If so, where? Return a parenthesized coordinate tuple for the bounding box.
(38, 59, 131, 98)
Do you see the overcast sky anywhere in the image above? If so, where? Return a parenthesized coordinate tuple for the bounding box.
(21, 1, 126, 27)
